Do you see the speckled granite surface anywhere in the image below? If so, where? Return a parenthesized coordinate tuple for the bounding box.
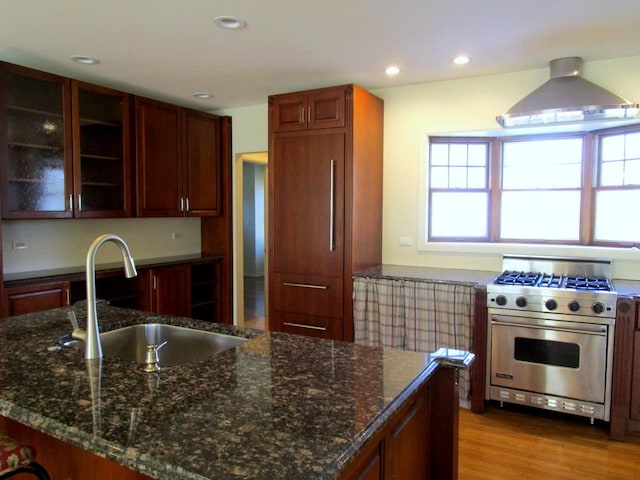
(0, 303, 460, 480)
(353, 264, 498, 286)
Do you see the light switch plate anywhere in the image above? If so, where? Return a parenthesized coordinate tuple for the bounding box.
(399, 236, 412, 246)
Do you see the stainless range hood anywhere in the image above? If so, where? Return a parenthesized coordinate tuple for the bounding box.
(496, 57, 639, 127)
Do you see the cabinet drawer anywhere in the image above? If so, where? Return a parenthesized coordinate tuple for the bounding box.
(271, 312, 343, 340)
(273, 273, 343, 318)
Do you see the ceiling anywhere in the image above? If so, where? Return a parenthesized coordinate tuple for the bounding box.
(1, 0, 639, 111)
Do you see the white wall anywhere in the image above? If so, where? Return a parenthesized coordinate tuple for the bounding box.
(2, 217, 201, 274)
(217, 55, 640, 282)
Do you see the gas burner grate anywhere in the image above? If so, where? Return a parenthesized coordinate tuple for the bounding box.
(565, 276, 612, 291)
(494, 271, 541, 286)
(538, 274, 564, 288)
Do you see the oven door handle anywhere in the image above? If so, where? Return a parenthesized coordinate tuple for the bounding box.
(491, 320, 607, 336)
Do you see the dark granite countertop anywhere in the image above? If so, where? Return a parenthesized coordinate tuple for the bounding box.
(354, 264, 498, 286)
(0, 304, 468, 479)
(3, 254, 221, 284)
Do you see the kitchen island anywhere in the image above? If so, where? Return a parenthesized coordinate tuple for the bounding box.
(0, 303, 472, 479)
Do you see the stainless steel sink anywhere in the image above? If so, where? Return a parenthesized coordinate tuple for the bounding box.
(62, 323, 247, 366)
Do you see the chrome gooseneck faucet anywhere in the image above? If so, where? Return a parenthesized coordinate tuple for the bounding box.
(80, 234, 137, 359)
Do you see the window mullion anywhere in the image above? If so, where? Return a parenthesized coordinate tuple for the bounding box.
(581, 133, 595, 244)
(489, 138, 501, 241)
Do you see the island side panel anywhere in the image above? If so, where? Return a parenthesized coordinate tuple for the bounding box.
(0, 416, 154, 480)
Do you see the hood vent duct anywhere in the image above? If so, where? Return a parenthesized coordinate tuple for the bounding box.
(497, 57, 639, 127)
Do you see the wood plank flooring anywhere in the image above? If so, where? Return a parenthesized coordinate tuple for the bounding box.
(459, 404, 640, 480)
(244, 276, 266, 330)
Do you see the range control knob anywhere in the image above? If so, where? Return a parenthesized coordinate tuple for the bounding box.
(516, 296, 527, 308)
(545, 299, 558, 311)
(592, 302, 605, 314)
(495, 295, 507, 306)
(568, 301, 580, 312)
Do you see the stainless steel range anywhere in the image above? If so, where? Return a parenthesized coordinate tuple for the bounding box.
(486, 255, 617, 422)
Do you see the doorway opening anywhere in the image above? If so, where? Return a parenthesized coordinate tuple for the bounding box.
(235, 152, 268, 329)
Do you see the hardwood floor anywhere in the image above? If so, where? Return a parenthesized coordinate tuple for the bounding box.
(244, 276, 266, 330)
(459, 404, 640, 480)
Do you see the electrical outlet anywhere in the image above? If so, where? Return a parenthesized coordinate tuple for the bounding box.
(172, 232, 183, 240)
(399, 236, 412, 246)
(12, 240, 27, 250)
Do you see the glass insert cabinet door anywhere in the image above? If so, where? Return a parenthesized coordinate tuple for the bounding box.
(72, 82, 131, 218)
(1, 63, 73, 218)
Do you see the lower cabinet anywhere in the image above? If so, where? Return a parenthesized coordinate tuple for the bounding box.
(340, 367, 458, 480)
(3, 280, 70, 317)
(149, 264, 191, 318)
(3, 258, 222, 322)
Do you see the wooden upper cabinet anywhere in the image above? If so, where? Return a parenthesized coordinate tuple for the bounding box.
(72, 81, 131, 217)
(135, 97, 221, 217)
(0, 62, 132, 219)
(270, 86, 346, 133)
(1, 63, 73, 218)
(135, 97, 183, 216)
(0, 64, 131, 218)
(184, 110, 221, 216)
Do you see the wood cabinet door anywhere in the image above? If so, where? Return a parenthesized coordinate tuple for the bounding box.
(149, 265, 190, 317)
(184, 110, 221, 216)
(0, 63, 73, 219)
(271, 92, 308, 133)
(72, 81, 131, 218)
(135, 97, 182, 217)
(308, 87, 346, 130)
(271, 132, 345, 277)
(271, 87, 346, 133)
(4, 281, 70, 317)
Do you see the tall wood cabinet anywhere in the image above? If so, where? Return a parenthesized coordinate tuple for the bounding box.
(0, 62, 131, 218)
(268, 84, 383, 341)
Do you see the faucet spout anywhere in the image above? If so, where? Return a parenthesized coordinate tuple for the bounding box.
(84, 234, 137, 359)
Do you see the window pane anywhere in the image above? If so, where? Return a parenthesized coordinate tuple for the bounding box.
(627, 132, 640, 159)
(430, 144, 449, 165)
(430, 166, 448, 188)
(503, 138, 582, 189)
(468, 144, 487, 166)
(500, 191, 581, 240)
(468, 167, 486, 188)
(601, 135, 625, 161)
(600, 161, 624, 186)
(449, 167, 468, 188)
(449, 144, 467, 165)
(627, 159, 640, 185)
(430, 192, 488, 238)
(594, 190, 640, 242)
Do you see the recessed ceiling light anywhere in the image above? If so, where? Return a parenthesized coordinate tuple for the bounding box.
(193, 92, 213, 99)
(453, 55, 471, 65)
(70, 55, 99, 65)
(385, 66, 400, 76)
(213, 16, 247, 29)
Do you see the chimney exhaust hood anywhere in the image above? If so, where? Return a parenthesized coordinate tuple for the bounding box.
(496, 57, 639, 128)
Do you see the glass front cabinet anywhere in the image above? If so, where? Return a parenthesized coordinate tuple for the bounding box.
(1, 63, 131, 218)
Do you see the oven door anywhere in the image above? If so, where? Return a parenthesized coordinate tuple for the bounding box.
(490, 314, 609, 403)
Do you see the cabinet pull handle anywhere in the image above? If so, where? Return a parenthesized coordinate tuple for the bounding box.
(180, 197, 184, 212)
(185, 197, 190, 212)
(282, 282, 328, 290)
(65, 289, 70, 305)
(68, 194, 73, 211)
(77, 194, 82, 211)
(329, 159, 335, 251)
(153, 275, 157, 290)
(307, 105, 311, 123)
(283, 322, 327, 332)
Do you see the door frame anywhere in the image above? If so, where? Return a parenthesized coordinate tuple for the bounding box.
(234, 151, 268, 327)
